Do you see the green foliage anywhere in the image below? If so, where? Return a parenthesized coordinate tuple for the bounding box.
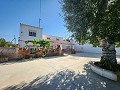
(61, 0, 120, 46)
(25, 39, 51, 57)
(0, 38, 6, 47)
(25, 40, 33, 45)
(0, 38, 16, 47)
(36, 39, 51, 57)
(101, 60, 120, 72)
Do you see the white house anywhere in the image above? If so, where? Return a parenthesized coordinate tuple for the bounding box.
(18, 23, 120, 55)
(18, 23, 74, 50)
(43, 34, 74, 50)
(18, 23, 43, 47)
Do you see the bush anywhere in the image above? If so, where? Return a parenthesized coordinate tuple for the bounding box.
(95, 61, 120, 72)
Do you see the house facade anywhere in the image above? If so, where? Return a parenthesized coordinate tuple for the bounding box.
(43, 34, 74, 50)
(18, 23, 43, 47)
(18, 23, 120, 55)
(18, 23, 74, 50)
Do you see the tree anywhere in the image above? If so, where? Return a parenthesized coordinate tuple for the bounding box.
(0, 38, 6, 47)
(0, 38, 16, 47)
(61, 0, 120, 64)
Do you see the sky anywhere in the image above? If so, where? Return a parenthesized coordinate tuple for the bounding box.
(0, 0, 70, 43)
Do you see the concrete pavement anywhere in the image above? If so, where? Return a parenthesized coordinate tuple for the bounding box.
(0, 53, 120, 90)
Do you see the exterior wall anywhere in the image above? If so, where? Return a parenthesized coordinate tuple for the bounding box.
(82, 44, 120, 55)
(61, 44, 72, 50)
(62, 44, 66, 49)
(43, 34, 62, 49)
(0, 47, 19, 59)
(18, 23, 43, 47)
(43, 35, 73, 50)
(50, 42, 64, 49)
(50, 42, 58, 49)
(43, 34, 63, 41)
(82, 44, 102, 53)
(70, 40, 84, 52)
(116, 48, 120, 55)
(71, 39, 120, 55)
(18, 24, 74, 50)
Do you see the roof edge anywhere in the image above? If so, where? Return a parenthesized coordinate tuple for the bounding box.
(20, 23, 43, 30)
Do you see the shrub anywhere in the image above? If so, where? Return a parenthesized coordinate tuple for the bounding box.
(97, 59, 120, 72)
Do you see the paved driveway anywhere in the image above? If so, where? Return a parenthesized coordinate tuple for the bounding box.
(0, 53, 120, 90)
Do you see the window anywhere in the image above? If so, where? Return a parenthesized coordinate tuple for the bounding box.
(56, 38, 59, 41)
(29, 30, 36, 37)
(47, 37, 50, 40)
(66, 46, 71, 49)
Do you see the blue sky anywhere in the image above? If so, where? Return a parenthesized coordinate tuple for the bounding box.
(0, 0, 70, 43)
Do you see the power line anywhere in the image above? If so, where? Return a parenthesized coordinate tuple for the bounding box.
(11, 35, 16, 44)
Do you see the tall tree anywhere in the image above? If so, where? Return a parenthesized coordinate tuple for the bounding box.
(61, 0, 120, 63)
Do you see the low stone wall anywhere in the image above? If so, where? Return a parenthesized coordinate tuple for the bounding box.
(0, 57, 8, 63)
(0, 47, 19, 60)
(0, 47, 76, 61)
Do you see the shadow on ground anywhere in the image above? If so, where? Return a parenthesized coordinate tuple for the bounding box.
(3, 62, 120, 90)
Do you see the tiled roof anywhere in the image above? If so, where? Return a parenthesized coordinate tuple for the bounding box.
(44, 39, 74, 45)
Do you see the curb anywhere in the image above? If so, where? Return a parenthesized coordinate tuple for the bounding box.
(91, 62, 117, 81)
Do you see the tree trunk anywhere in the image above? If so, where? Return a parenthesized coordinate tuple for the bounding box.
(100, 39, 117, 64)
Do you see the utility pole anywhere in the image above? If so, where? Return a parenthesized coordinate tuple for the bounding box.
(39, 0, 41, 28)
(39, 18, 41, 28)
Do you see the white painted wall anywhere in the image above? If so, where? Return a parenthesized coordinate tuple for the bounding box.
(71, 39, 120, 55)
(82, 44, 102, 53)
(18, 23, 43, 47)
(71, 40, 84, 52)
(43, 35, 73, 50)
(116, 48, 120, 55)
(43, 34, 63, 49)
(43, 34, 63, 41)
